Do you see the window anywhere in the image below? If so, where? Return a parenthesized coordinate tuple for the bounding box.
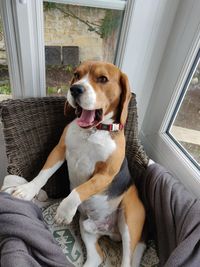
(0, 14, 11, 101)
(0, 0, 132, 98)
(43, 1, 125, 95)
(168, 50, 200, 168)
(140, 0, 200, 197)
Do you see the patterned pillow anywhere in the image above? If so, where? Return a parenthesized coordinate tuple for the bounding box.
(43, 202, 159, 267)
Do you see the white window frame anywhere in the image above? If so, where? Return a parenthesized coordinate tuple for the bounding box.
(0, 0, 46, 98)
(46, 0, 126, 11)
(121, 0, 180, 129)
(140, 0, 200, 197)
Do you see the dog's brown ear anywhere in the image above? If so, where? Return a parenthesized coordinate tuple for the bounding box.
(64, 100, 76, 122)
(64, 100, 71, 117)
(64, 72, 77, 119)
(119, 72, 132, 125)
(70, 76, 75, 86)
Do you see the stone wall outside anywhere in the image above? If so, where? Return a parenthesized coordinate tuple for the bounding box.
(44, 6, 106, 62)
(0, 14, 7, 65)
(0, 6, 108, 65)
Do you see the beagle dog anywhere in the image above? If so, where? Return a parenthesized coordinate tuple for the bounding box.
(12, 61, 146, 267)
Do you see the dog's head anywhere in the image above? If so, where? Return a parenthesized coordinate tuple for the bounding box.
(66, 61, 131, 129)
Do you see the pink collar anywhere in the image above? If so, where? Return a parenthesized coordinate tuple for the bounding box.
(96, 123, 124, 132)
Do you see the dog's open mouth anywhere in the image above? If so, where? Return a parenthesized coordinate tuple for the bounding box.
(75, 105, 103, 128)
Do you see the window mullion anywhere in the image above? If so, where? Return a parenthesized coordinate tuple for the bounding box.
(115, 0, 135, 67)
(0, 0, 22, 98)
(0, 0, 46, 98)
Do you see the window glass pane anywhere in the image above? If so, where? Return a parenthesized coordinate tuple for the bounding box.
(43, 2, 124, 95)
(0, 14, 12, 101)
(168, 53, 200, 167)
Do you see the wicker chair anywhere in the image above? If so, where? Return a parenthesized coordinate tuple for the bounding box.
(0, 94, 149, 196)
(0, 95, 159, 267)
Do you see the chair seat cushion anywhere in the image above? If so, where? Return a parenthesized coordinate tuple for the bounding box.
(42, 202, 159, 267)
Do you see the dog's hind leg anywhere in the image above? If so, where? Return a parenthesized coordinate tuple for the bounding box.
(79, 216, 103, 267)
(118, 185, 145, 267)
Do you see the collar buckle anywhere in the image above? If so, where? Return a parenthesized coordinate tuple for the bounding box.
(112, 123, 120, 131)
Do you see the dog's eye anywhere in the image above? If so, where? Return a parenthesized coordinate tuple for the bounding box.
(97, 76, 108, 83)
(74, 72, 80, 80)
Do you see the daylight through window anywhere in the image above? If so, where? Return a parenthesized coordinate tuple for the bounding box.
(43, 1, 124, 95)
(168, 50, 200, 168)
(0, 14, 11, 101)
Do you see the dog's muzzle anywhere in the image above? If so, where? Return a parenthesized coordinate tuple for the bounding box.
(69, 84, 103, 129)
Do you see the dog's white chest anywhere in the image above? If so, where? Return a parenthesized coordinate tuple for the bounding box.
(65, 120, 116, 189)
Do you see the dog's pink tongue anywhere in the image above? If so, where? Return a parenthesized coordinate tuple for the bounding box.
(77, 109, 96, 127)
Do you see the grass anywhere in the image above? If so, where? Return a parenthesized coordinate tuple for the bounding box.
(47, 85, 69, 95)
(0, 64, 71, 96)
(46, 64, 74, 73)
(0, 84, 11, 95)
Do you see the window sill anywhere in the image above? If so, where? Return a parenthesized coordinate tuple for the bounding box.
(140, 130, 200, 198)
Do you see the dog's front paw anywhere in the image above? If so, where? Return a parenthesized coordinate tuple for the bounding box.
(55, 190, 81, 225)
(55, 202, 76, 225)
(12, 182, 38, 200)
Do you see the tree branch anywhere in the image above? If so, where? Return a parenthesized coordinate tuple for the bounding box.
(55, 5, 102, 36)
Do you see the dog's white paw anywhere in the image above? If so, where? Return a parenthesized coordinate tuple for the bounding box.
(131, 242, 146, 267)
(55, 202, 76, 225)
(12, 182, 38, 201)
(83, 256, 103, 267)
(83, 219, 98, 234)
(83, 261, 101, 267)
(55, 190, 81, 225)
(36, 189, 48, 202)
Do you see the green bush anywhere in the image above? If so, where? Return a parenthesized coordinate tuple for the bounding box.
(0, 84, 11, 95)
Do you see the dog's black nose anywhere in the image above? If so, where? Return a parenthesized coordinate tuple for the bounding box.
(70, 84, 84, 98)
